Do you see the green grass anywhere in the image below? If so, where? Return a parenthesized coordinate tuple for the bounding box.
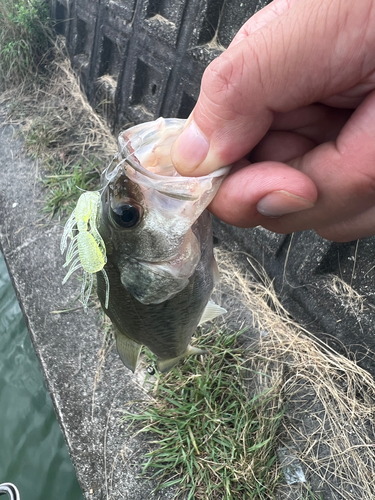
(303, 486, 324, 500)
(0, 0, 115, 218)
(0, 0, 51, 88)
(42, 159, 101, 217)
(122, 330, 284, 500)
(22, 115, 101, 217)
(25, 118, 61, 154)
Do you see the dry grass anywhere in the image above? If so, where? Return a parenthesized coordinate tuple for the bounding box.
(325, 274, 365, 314)
(0, 36, 117, 217)
(95, 74, 117, 125)
(215, 248, 375, 499)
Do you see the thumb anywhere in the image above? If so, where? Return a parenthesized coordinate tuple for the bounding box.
(171, 0, 375, 176)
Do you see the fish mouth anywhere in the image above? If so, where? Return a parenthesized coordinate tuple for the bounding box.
(122, 154, 229, 201)
(103, 118, 230, 202)
(99, 118, 230, 302)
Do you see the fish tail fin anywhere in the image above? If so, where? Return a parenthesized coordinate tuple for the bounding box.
(115, 328, 142, 373)
(157, 345, 207, 373)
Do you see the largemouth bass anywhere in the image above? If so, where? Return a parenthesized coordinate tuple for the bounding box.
(61, 118, 229, 372)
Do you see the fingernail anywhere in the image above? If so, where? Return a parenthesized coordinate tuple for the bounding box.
(172, 120, 209, 173)
(257, 190, 314, 217)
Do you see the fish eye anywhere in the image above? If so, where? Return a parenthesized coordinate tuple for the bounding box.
(111, 203, 141, 229)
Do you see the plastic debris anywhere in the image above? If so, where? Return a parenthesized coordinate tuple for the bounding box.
(277, 447, 306, 485)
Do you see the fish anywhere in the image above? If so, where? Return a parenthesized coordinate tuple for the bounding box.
(62, 117, 229, 373)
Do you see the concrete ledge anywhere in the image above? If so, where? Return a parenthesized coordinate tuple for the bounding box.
(0, 115, 176, 499)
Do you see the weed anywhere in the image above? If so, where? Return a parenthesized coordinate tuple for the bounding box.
(42, 159, 101, 217)
(25, 119, 60, 154)
(0, 38, 117, 217)
(122, 329, 284, 500)
(0, 0, 51, 88)
(302, 485, 324, 500)
(216, 249, 375, 500)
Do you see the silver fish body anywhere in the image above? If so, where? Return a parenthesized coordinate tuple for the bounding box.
(96, 118, 229, 372)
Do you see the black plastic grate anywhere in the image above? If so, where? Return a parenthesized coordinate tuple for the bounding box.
(49, 0, 270, 128)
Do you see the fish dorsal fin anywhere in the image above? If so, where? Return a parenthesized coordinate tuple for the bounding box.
(114, 327, 142, 373)
(157, 345, 207, 373)
(198, 300, 227, 326)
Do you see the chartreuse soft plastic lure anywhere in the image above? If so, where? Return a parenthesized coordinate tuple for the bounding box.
(60, 191, 109, 310)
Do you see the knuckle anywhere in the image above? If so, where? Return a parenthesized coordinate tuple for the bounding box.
(200, 49, 251, 116)
(203, 54, 239, 95)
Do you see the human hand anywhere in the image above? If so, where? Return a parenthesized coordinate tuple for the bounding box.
(171, 0, 375, 242)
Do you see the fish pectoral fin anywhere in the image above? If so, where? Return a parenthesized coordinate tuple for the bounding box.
(198, 300, 227, 326)
(115, 328, 142, 373)
(157, 345, 207, 373)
